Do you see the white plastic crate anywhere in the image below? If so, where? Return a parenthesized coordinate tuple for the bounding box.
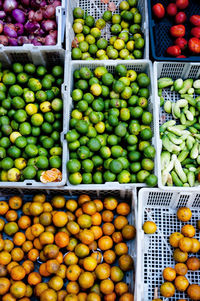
(0, 54, 67, 188)
(66, 0, 149, 60)
(137, 188, 200, 301)
(64, 59, 157, 189)
(0, 3, 65, 65)
(0, 187, 137, 296)
(153, 61, 200, 191)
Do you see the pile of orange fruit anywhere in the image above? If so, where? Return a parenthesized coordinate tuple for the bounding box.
(159, 207, 200, 300)
(0, 194, 135, 301)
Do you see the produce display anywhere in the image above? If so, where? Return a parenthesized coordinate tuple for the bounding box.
(0, 62, 63, 183)
(143, 206, 200, 300)
(71, 0, 145, 60)
(0, 193, 135, 300)
(0, 0, 61, 46)
(66, 64, 157, 186)
(151, 0, 200, 58)
(158, 76, 200, 187)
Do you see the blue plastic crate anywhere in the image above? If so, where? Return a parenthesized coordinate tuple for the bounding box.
(148, 0, 200, 61)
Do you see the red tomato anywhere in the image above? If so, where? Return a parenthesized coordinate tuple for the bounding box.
(166, 45, 181, 56)
(175, 37, 187, 50)
(170, 25, 186, 38)
(191, 27, 200, 39)
(167, 3, 177, 17)
(152, 3, 165, 19)
(190, 15, 200, 27)
(175, 12, 187, 24)
(176, 0, 189, 10)
(177, 55, 187, 58)
(188, 37, 200, 54)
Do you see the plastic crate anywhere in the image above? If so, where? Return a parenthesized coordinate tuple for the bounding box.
(153, 61, 200, 190)
(148, 0, 200, 61)
(137, 187, 200, 301)
(66, 0, 149, 60)
(0, 54, 67, 188)
(0, 3, 65, 64)
(64, 59, 157, 189)
(0, 187, 137, 297)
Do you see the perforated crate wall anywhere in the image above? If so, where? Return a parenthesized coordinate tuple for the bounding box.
(137, 188, 200, 301)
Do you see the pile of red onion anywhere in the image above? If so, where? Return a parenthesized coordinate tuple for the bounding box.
(0, 0, 61, 46)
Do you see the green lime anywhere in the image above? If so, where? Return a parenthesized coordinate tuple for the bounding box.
(104, 170, 116, 182)
(41, 122, 53, 134)
(134, 13, 142, 24)
(87, 126, 97, 138)
(19, 122, 31, 136)
(42, 137, 54, 149)
(137, 170, 150, 183)
(130, 162, 141, 173)
(93, 171, 103, 184)
(82, 173, 92, 184)
(97, 38, 108, 50)
(79, 136, 89, 145)
(50, 147, 62, 156)
(141, 158, 154, 171)
(11, 97, 25, 109)
(115, 124, 127, 137)
(75, 120, 88, 134)
(52, 65, 63, 77)
(23, 90, 35, 104)
(72, 48, 82, 60)
(100, 146, 111, 159)
(137, 73, 150, 88)
(7, 146, 21, 158)
(36, 156, 49, 169)
(111, 24, 122, 35)
(111, 145, 123, 158)
(122, 11, 133, 21)
(49, 156, 61, 168)
(3, 72, 16, 85)
(109, 159, 123, 174)
(23, 166, 37, 179)
(145, 174, 157, 187)
(13, 63, 23, 73)
(0, 91, 6, 101)
(126, 134, 138, 145)
(2, 98, 11, 109)
(137, 97, 148, 108)
(26, 136, 37, 145)
(107, 135, 118, 145)
(28, 78, 42, 91)
(117, 170, 131, 183)
(83, 93, 94, 104)
(36, 90, 47, 102)
(36, 66, 47, 77)
(1, 125, 12, 136)
(130, 24, 141, 34)
(24, 63, 36, 74)
(129, 122, 140, 135)
(0, 137, 10, 148)
(128, 151, 141, 162)
(143, 146, 156, 159)
(67, 159, 81, 173)
(96, 18, 106, 29)
(92, 155, 103, 167)
(87, 138, 101, 152)
(69, 172, 82, 185)
(133, 50, 143, 59)
(73, 7, 84, 18)
(77, 146, 90, 160)
(89, 44, 98, 55)
(14, 110, 27, 123)
(9, 85, 23, 97)
(138, 88, 149, 98)
(103, 10, 112, 21)
(140, 128, 152, 140)
(79, 41, 89, 53)
(121, 86, 132, 99)
(31, 114, 44, 126)
(32, 127, 41, 136)
(1, 157, 13, 170)
(17, 73, 29, 84)
(120, 1, 130, 10)
(112, 14, 121, 24)
(38, 148, 48, 156)
(15, 136, 27, 148)
(142, 112, 152, 125)
(27, 158, 37, 166)
(0, 147, 6, 158)
(25, 144, 38, 157)
(82, 159, 94, 173)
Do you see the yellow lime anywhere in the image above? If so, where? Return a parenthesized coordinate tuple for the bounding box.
(1, 170, 8, 181)
(40, 101, 51, 113)
(7, 168, 21, 181)
(90, 84, 102, 96)
(25, 103, 38, 115)
(76, 33, 85, 43)
(14, 158, 27, 170)
(114, 39, 125, 50)
(96, 49, 106, 58)
(10, 132, 21, 143)
(95, 122, 105, 133)
(127, 41, 135, 52)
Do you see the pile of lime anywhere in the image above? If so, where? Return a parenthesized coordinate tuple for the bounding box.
(0, 62, 63, 182)
(66, 65, 157, 186)
(72, 0, 145, 60)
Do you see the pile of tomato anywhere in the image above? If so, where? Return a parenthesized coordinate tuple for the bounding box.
(0, 194, 135, 301)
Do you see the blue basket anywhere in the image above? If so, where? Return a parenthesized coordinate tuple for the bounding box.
(148, 0, 200, 61)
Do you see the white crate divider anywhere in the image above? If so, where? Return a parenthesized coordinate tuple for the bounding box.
(154, 61, 200, 191)
(66, 0, 149, 60)
(137, 188, 200, 301)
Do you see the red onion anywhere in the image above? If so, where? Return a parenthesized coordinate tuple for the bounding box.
(4, 24, 17, 38)
(8, 37, 18, 45)
(0, 10, 6, 19)
(0, 0, 2, 8)
(42, 19, 56, 31)
(15, 23, 24, 35)
(24, 21, 40, 33)
(43, 4, 55, 19)
(34, 9, 43, 22)
(0, 35, 8, 45)
(3, 0, 17, 12)
(17, 35, 30, 44)
(45, 33, 55, 45)
(30, 0, 46, 9)
(28, 10, 35, 21)
(12, 8, 25, 24)
(21, 0, 29, 6)
(49, 29, 57, 39)
(0, 22, 3, 34)
(32, 37, 42, 45)
(37, 28, 45, 35)
(28, 33, 34, 41)
(52, 0, 61, 8)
